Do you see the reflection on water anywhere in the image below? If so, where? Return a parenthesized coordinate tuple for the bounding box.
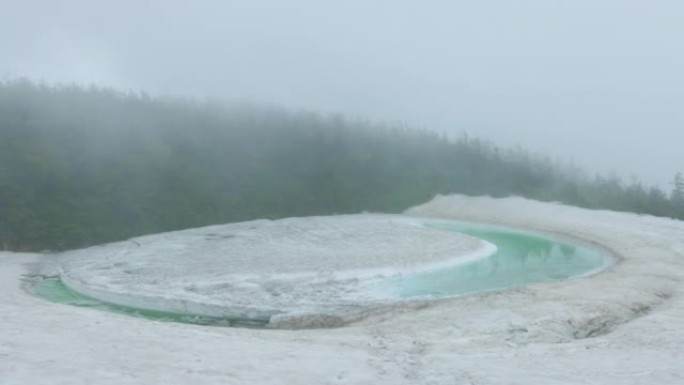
(382, 222, 607, 298)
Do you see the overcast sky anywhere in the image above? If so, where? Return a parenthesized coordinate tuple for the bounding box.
(2, 0, 683, 188)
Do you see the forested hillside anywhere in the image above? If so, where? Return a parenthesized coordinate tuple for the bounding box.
(1, 80, 682, 251)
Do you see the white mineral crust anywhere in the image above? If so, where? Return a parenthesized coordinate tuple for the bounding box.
(56, 214, 495, 324)
(2, 195, 684, 384)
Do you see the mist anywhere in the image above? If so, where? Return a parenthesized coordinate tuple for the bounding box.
(2, 0, 683, 187)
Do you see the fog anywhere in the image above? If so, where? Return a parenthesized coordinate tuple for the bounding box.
(2, 0, 683, 187)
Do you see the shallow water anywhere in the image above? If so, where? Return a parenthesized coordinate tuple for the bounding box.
(376, 221, 608, 298)
(33, 278, 268, 327)
(33, 220, 609, 327)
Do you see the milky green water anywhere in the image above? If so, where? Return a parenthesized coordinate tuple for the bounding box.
(33, 221, 609, 326)
(377, 222, 608, 298)
(33, 278, 268, 327)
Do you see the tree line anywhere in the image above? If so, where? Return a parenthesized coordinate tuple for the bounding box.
(1, 79, 682, 251)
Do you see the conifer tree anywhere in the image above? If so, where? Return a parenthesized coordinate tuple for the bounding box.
(671, 172, 684, 218)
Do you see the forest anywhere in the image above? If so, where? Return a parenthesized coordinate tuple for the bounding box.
(1, 79, 682, 251)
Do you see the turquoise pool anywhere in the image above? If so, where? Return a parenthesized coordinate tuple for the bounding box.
(376, 221, 608, 298)
(33, 220, 610, 327)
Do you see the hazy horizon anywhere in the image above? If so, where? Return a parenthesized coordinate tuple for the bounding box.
(2, 0, 682, 188)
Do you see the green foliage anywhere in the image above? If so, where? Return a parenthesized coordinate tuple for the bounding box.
(0, 80, 680, 251)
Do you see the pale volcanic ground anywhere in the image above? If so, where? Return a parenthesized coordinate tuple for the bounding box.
(2, 195, 684, 384)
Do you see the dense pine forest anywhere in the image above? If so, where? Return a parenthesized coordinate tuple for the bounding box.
(1, 79, 682, 251)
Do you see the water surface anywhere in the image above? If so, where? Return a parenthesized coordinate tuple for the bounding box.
(34, 277, 267, 327)
(378, 221, 608, 298)
(34, 220, 609, 327)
